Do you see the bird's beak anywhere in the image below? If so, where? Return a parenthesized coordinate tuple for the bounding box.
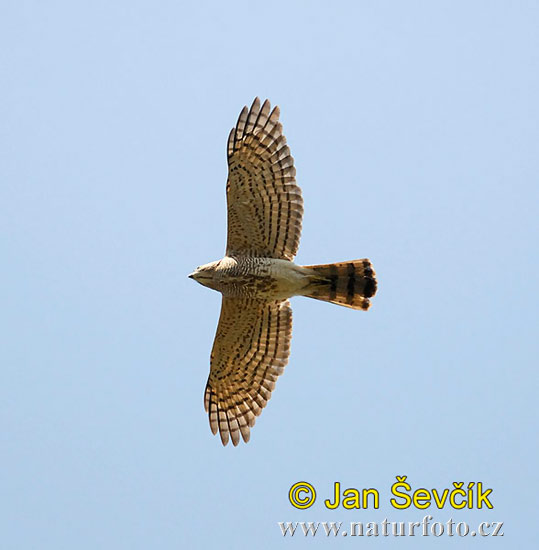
(188, 272, 195, 279)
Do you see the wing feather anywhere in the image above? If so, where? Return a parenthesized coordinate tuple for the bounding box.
(204, 296, 292, 446)
(226, 98, 303, 260)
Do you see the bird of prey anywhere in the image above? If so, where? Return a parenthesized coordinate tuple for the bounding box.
(189, 98, 377, 446)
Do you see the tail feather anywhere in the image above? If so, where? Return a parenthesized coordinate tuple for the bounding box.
(302, 259, 377, 310)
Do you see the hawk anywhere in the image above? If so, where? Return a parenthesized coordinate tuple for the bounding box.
(189, 98, 377, 446)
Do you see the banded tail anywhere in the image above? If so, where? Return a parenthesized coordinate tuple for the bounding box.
(303, 259, 377, 310)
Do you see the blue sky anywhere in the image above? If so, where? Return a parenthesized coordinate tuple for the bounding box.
(1, 1, 538, 548)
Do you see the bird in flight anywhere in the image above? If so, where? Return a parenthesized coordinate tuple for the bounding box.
(189, 98, 377, 446)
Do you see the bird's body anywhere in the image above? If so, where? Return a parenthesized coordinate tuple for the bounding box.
(190, 98, 378, 446)
(192, 256, 312, 301)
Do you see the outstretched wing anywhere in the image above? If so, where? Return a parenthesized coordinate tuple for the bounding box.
(204, 296, 293, 446)
(226, 98, 303, 261)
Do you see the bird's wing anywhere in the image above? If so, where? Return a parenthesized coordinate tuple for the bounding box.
(225, 98, 303, 261)
(204, 296, 292, 446)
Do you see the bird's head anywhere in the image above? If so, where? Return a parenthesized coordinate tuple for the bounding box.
(188, 260, 221, 288)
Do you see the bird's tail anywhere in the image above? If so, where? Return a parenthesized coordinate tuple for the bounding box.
(302, 259, 377, 310)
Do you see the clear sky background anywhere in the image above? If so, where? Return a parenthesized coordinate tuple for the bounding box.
(2, 1, 538, 548)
